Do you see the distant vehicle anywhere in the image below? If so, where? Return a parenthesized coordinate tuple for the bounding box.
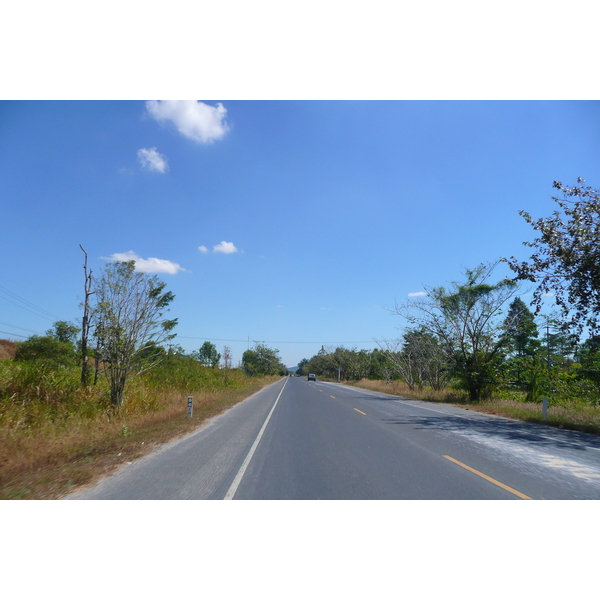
(307, 374, 316, 381)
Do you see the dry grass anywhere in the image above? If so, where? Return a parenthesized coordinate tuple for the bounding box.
(0, 374, 280, 500)
(347, 379, 600, 436)
(0, 340, 17, 361)
(349, 379, 469, 404)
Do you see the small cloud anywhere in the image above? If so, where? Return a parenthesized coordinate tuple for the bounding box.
(213, 241, 238, 254)
(105, 251, 185, 274)
(198, 245, 209, 254)
(408, 291, 427, 297)
(543, 292, 556, 297)
(145, 100, 230, 144)
(137, 147, 168, 173)
(277, 305, 284, 309)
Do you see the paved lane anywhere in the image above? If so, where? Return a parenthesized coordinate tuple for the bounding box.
(66, 376, 600, 500)
(65, 378, 288, 500)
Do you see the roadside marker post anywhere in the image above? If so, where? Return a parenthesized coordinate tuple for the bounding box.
(542, 397, 548, 420)
(187, 396, 193, 418)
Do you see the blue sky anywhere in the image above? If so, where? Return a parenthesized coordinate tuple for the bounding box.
(2, 100, 599, 367)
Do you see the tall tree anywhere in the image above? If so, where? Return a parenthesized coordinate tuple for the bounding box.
(393, 263, 517, 401)
(242, 343, 284, 376)
(222, 345, 233, 369)
(93, 260, 177, 407)
(46, 320, 81, 346)
(503, 297, 539, 358)
(194, 341, 221, 368)
(79, 245, 94, 386)
(504, 178, 600, 335)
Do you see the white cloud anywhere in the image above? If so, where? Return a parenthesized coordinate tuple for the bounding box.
(408, 291, 427, 297)
(213, 241, 238, 254)
(198, 245, 209, 254)
(137, 147, 168, 173)
(105, 251, 185, 274)
(145, 100, 230, 144)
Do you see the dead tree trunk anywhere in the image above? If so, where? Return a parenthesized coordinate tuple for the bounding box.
(80, 245, 93, 386)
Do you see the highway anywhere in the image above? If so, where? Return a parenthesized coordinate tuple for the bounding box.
(65, 376, 600, 499)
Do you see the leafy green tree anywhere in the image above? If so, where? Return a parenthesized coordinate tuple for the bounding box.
(578, 335, 600, 393)
(503, 297, 539, 358)
(296, 358, 309, 376)
(242, 343, 284, 376)
(93, 260, 177, 407)
(46, 320, 81, 346)
(504, 178, 600, 335)
(194, 341, 221, 368)
(14, 335, 76, 367)
(368, 348, 398, 382)
(393, 263, 517, 401)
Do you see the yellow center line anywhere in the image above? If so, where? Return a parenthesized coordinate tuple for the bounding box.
(330, 395, 336, 399)
(354, 408, 367, 415)
(443, 455, 532, 500)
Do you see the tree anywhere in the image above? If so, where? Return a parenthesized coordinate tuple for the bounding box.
(79, 245, 94, 386)
(504, 178, 600, 335)
(578, 335, 600, 393)
(296, 358, 309, 376)
(194, 341, 221, 368)
(392, 263, 517, 401)
(377, 329, 449, 391)
(14, 335, 77, 367)
(242, 343, 284, 376)
(502, 297, 539, 358)
(46, 320, 81, 346)
(93, 260, 177, 407)
(222, 345, 233, 369)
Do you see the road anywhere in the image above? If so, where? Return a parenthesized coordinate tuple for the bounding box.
(65, 376, 600, 499)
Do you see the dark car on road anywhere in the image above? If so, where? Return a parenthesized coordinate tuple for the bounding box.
(307, 374, 316, 381)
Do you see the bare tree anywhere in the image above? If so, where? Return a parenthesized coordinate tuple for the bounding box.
(376, 337, 425, 390)
(79, 245, 93, 386)
(222, 345, 232, 369)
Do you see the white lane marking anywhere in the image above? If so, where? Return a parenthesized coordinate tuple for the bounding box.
(224, 377, 289, 500)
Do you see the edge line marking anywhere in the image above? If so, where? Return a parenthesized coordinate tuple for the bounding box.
(224, 378, 289, 500)
(443, 455, 532, 500)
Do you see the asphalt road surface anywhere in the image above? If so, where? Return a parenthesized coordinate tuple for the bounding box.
(65, 376, 600, 499)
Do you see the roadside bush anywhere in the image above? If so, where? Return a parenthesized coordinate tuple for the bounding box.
(14, 335, 76, 368)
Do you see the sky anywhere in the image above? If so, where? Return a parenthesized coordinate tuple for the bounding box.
(3, 2, 599, 590)
(1, 100, 600, 367)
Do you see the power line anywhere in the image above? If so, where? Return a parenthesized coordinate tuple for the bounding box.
(177, 336, 376, 344)
(0, 321, 43, 335)
(0, 330, 28, 339)
(0, 284, 61, 321)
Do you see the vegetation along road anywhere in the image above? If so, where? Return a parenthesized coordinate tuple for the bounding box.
(66, 376, 600, 500)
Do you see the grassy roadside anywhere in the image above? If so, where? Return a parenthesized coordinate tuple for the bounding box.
(345, 379, 600, 436)
(0, 375, 281, 500)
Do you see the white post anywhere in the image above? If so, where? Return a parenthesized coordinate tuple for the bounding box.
(542, 397, 548, 420)
(187, 396, 193, 418)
